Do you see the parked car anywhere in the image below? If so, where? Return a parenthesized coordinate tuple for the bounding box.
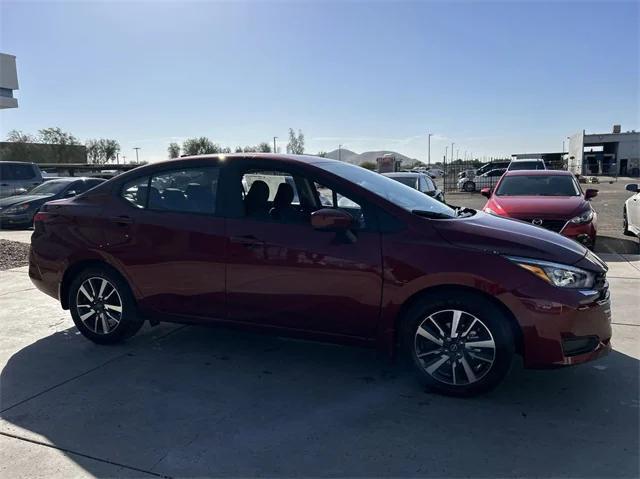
(382, 172, 445, 202)
(458, 168, 506, 192)
(0, 177, 105, 228)
(30, 154, 611, 396)
(623, 183, 640, 239)
(0, 161, 44, 198)
(508, 159, 546, 171)
(427, 168, 444, 178)
(475, 161, 511, 176)
(481, 170, 598, 249)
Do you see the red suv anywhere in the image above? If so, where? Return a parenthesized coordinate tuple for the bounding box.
(29, 155, 611, 396)
(481, 170, 598, 249)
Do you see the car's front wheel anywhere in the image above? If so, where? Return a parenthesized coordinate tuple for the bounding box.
(463, 181, 476, 192)
(402, 293, 515, 396)
(69, 267, 144, 344)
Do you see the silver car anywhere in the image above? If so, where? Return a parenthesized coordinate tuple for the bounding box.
(0, 161, 44, 198)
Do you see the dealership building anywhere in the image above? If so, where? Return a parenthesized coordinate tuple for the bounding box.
(0, 53, 19, 109)
(568, 126, 639, 177)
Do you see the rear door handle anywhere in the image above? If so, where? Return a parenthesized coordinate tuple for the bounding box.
(230, 235, 263, 247)
(110, 215, 133, 225)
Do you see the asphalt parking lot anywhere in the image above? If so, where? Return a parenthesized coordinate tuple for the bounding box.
(0, 230, 639, 477)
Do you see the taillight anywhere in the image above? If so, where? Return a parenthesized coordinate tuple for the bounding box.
(33, 212, 53, 223)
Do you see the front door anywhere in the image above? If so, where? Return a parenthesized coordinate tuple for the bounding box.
(224, 161, 383, 339)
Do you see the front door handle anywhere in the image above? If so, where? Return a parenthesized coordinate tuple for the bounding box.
(230, 235, 263, 247)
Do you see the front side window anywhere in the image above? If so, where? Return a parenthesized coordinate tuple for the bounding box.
(149, 167, 220, 214)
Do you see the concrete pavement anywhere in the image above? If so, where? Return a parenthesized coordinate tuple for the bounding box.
(0, 261, 638, 477)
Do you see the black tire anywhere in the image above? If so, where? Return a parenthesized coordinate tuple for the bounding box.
(463, 181, 475, 192)
(623, 206, 632, 236)
(401, 292, 515, 397)
(69, 266, 144, 345)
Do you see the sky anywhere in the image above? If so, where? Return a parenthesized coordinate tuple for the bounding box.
(1, 0, 638, 164)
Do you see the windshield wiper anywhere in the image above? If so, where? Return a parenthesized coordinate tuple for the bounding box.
(412, 209, 453, 219)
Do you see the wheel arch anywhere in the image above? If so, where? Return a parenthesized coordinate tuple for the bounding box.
(394, 284, 523, 354)
(60, 259, 132, 310)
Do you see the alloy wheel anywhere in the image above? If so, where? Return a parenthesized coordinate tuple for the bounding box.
(414, 309, 496, 386)
(75, 277, 123, 334)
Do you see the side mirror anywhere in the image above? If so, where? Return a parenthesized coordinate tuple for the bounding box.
(585, 189, 598, 200)
(480, 187, 492, 198)
(16, 188, 28, 195)
(626, 184, 639, 193)
(311, 208, 353, 232)
(64, 190, 77, 198)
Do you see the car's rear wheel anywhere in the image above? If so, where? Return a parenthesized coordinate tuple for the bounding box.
(69, 267, 144, 344)
(402, 293, 514, 396)
(463, 181, 475, 192)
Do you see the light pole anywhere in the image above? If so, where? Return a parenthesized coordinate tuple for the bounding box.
(451, 142, 455, 162)
(427, 132, 432, 168)
(134, 147, 141, 164)
(273, 137, 278, 153)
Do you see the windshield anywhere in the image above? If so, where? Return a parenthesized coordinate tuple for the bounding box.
(496, 175, 581, 196)
(317, 162, 457, 218)
(29, 180, 70, 195)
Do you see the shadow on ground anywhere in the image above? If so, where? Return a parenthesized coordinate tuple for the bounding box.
(595, 235, 640, 255)
(1, 324, 639, 477)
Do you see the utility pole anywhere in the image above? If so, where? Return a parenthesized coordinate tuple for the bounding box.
(273, 136, 278, 153)
(427, 132, 432, 168)
(451, 142, 455, 162)
(134, 147, 141, 164)
(338, 144, 342, 162)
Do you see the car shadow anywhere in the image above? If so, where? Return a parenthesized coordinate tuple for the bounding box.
(595, 235, 640, 255)
(1, 324, 638, 478)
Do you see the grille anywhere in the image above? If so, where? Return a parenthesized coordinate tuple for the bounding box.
(521, 218, 567, 233)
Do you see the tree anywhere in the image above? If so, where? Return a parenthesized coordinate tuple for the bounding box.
(235, 146, 243, 153)
(6, 129, 35, 143)
(258, 142, 272, 153)
(316, 151, 327, 158)
(286, 128, 305, 154)
(168, 142, 181, 159)
(99, 139, 120, 163)
(182, 137, 221, 156)
(38, 127, 79, 146)
(360, 161, 376, 171)
(85, 139, 102, 164)
(221, 146, 231, 154)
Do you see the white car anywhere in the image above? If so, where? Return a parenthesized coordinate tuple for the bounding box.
(458, 168, 506, 192)
(623, 183, 640, 239)
(427, 168, 444, 178)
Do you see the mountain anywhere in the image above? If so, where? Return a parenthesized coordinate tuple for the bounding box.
(325, 149, 419, 166)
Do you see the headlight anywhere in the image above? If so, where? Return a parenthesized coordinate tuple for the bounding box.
(506, 256, 596, 288)
(3, 203, 31, 214)
(569, 209, 594, 224)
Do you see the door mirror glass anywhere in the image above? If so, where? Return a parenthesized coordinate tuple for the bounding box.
(311, 208, 353, 231)
(625, 183, 639, 193)
(64, 190, 77, 198)
(585, 188, 598, 200)
(480, 187, 492, 198)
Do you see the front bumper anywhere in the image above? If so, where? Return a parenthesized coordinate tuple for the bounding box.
(561, 221, 597, 248)
(0, 213, 33, 227)
(499, 284, 612, 368)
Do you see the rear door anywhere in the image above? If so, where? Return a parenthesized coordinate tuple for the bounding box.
(101, 165, 226, 320)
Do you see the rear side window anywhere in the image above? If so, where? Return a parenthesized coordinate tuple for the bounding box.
(0, 163, 36, 180)
(149, 167, 220, 214)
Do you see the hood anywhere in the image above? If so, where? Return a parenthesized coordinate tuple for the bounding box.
(432, 211, 587, 265)
(490, 195, 588, 219)
(0, 194, 54, 209)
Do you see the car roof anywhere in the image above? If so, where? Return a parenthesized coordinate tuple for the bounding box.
(45, 177, 106, 182)
(177, 153, 336, 166)
(510, 159, 544, 162)
(503, 169, 573, 177)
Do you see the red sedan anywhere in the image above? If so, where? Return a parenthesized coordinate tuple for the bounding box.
(482, 170, 598, 249)
(29, 154, 611, 396)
